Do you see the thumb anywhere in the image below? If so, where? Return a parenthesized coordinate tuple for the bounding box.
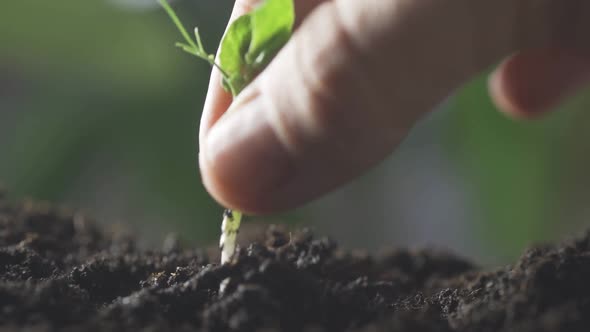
(200, 0, 554, 214)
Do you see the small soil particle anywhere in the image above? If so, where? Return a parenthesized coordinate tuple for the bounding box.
(1, 196, 590, 331)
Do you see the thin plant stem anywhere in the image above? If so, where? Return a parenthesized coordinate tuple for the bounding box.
(159, 0, 232, 85)
(159, 0, 243, 264)
(158, 0, 198, 50)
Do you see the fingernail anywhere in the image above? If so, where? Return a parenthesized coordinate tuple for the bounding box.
(204, 96, 294, 207)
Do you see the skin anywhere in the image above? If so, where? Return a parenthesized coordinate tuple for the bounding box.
(199, 0, 590, 215)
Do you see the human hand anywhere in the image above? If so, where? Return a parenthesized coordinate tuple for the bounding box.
(199, 0, 590, 214)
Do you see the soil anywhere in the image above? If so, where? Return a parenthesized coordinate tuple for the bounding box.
(1, 195, 590, 332)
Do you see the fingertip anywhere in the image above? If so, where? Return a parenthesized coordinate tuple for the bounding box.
(199, 93, 296, 215)
(199, 1, 330, 213)
(489, 49, 590, 120)
(488, 65, 544, 120)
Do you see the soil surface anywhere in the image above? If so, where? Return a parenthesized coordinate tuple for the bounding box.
(1, 195, 590, 331)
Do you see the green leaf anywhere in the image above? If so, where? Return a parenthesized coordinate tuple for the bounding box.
(246, 0, 295, 67)
(219, 14, 253, 95)
(219, 0, 294, 95)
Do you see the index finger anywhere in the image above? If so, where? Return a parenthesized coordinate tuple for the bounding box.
(199, 0, 327, 150)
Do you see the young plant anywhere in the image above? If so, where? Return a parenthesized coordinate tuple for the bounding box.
(158, 0, 294, 264)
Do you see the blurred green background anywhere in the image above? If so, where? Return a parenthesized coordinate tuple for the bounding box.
(1, 0, 589, 264)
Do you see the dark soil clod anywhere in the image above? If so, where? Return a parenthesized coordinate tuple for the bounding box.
(1, 197, 590, 331)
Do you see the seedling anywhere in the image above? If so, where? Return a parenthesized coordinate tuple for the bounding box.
(158, 0, 294, 264)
